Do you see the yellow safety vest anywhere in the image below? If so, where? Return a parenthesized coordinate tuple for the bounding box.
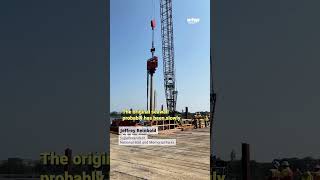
(301, 172, 313, 180)
(270, 169, 281, 177)
(281, 168, 293, 180)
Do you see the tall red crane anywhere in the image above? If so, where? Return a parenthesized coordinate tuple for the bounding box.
(146, 0, 177, 114)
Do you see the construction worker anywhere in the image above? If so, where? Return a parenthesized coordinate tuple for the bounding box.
(268, 160, 281, 180)
(312, 165, 320, 180)
(193, 119, 198, 129)
(293, 168, 302, 180)
(301, 170, 313, 180)
(280, 161, 293, 180)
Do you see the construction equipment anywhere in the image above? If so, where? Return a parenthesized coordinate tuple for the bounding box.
(146, 0, 177, 115)
(160, 0, 178, 113)
(147, 19, 158, 116)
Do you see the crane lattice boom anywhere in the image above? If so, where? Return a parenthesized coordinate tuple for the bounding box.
(160, 0, 177, 113)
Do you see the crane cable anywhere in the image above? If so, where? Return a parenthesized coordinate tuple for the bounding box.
(147, 0, 156, 111)
(152, 0, 156, 20)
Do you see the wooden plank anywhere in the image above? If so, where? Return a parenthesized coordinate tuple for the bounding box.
(110, 127, 210, 180)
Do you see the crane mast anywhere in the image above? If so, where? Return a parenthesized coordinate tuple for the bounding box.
(160, 0, 177, 113)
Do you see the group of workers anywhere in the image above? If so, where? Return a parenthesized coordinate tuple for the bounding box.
(268, 160, 320, 180)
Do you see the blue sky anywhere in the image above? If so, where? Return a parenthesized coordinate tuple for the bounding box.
(110, 0, 210, 112)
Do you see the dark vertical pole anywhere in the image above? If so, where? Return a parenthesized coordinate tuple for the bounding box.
(185, 107, 188, 119)
(210, 52, 214, 179)
(154, 90, 156, 111)
(210, 0, 217, 177)
(147, 73, 149, 111)
(210, 49, 217, 179)
(242, 143, 250, 180)
(64, 148, 72, 173)
(150, 73, 153, 121)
